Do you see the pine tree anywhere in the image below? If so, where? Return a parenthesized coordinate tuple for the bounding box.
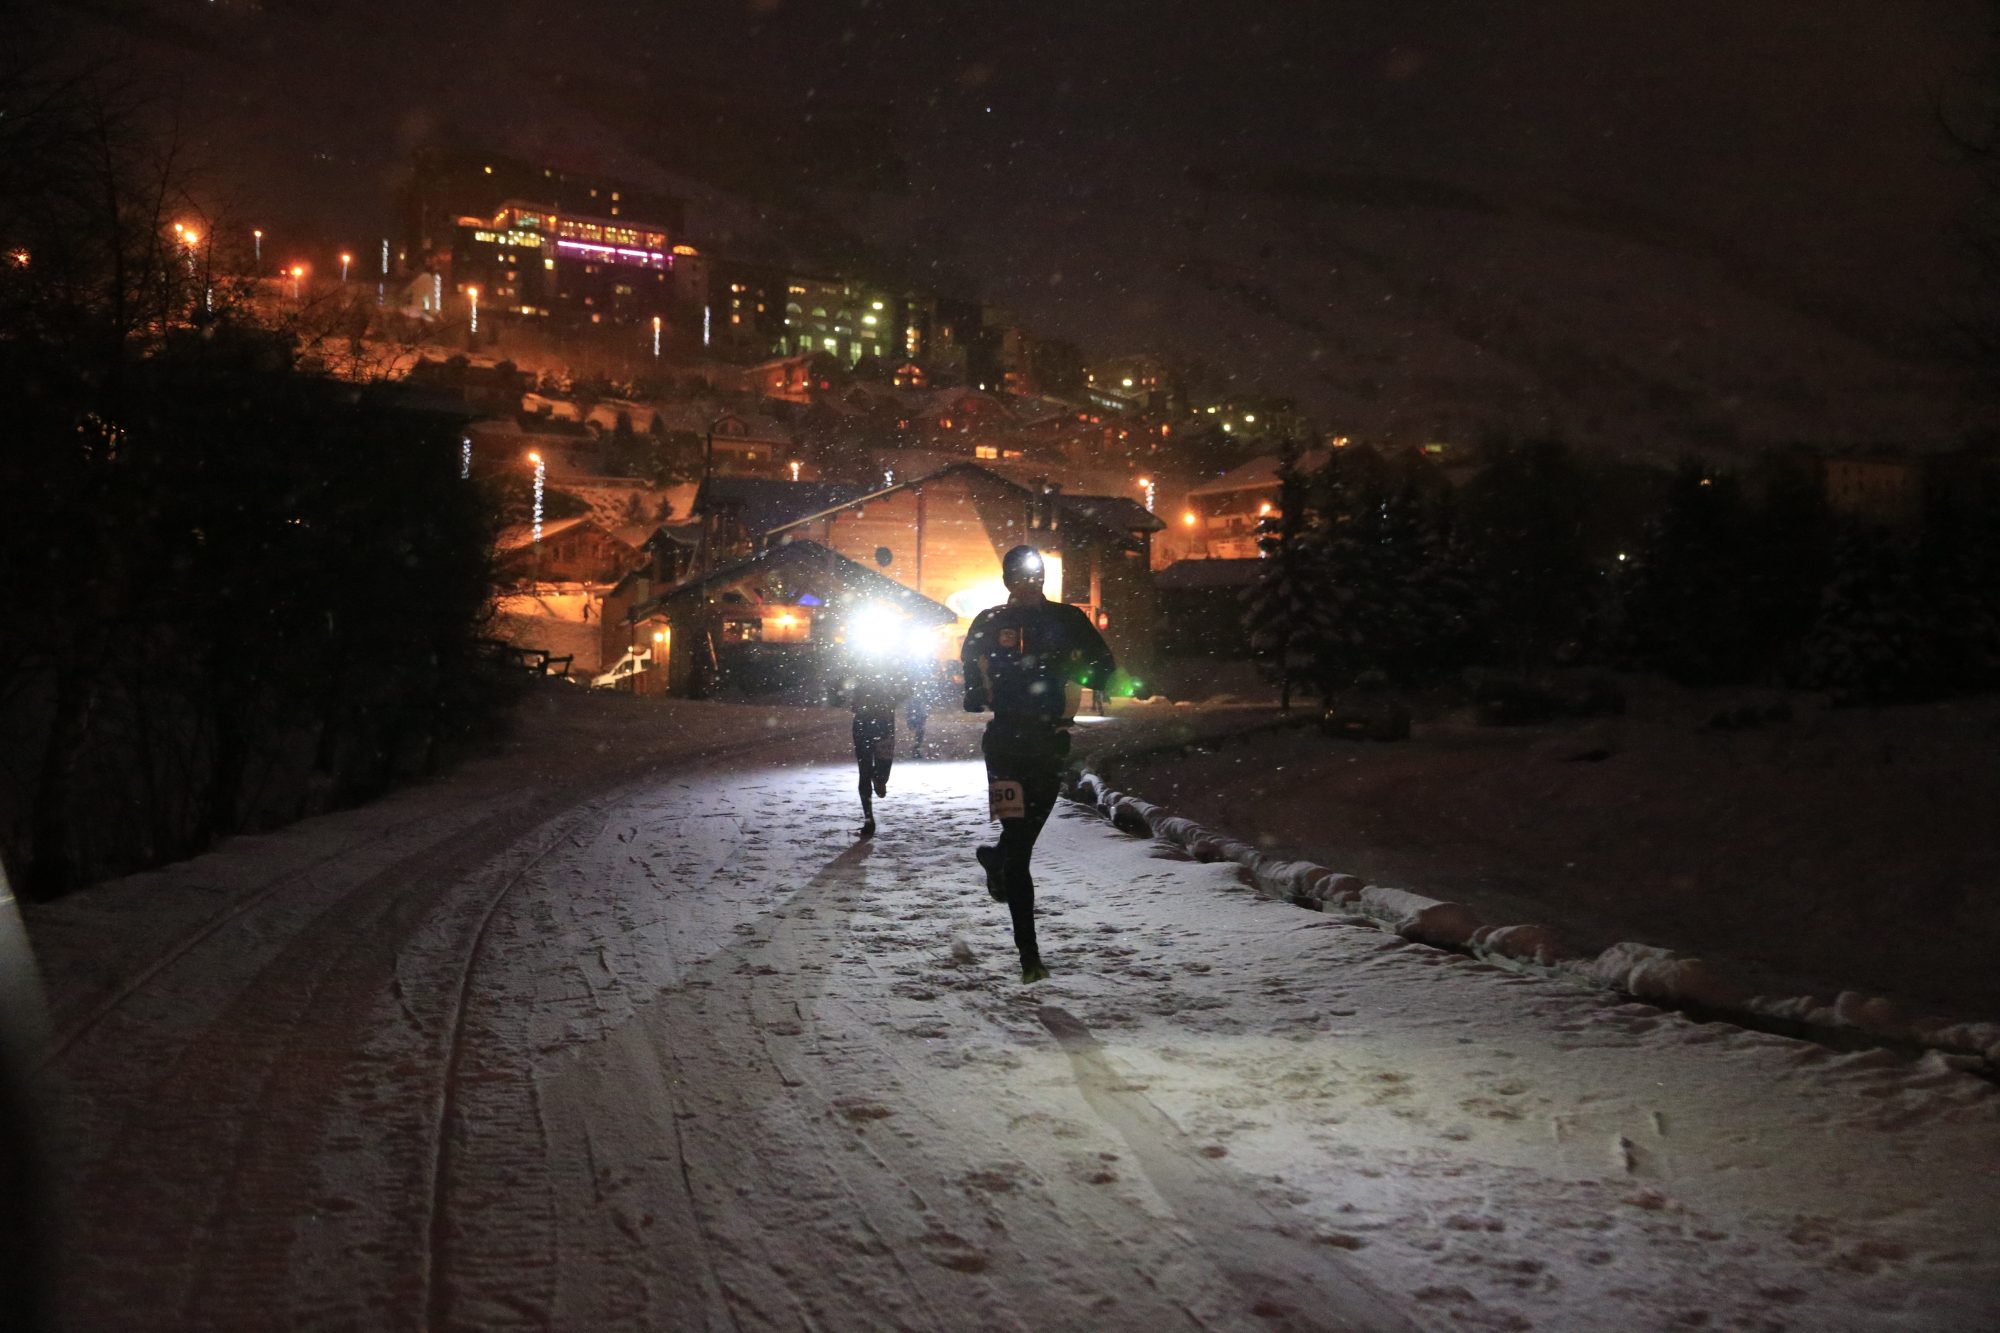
(1241, 440, 1324, 712)
(1616, 463, 1757, 685)
(1800, 526, 1947, 704)
(1457, 438, 1597, 673)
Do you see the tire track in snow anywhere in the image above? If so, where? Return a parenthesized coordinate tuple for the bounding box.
(420, 798, 622, 1332)
(52, 730, 843, 1332)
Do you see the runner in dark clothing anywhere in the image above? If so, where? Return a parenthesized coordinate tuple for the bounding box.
(904, 676, 930, 757)
(846, 666, 909, 838)
(960, 545, 1116, 983)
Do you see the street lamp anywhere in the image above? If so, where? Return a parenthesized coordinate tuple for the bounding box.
(339, 252, 352, 283)
(1136, 476, 1156, 512)
(652, 313, 662, 358)
(253, 228, 263, 264)
(466, 285, 479, 334)
(289, 264, 306, 301)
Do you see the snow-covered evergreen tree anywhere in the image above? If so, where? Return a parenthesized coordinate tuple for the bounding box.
(1241, 440, 1324, 712)
(1305, 451, 1469, 690)
(1800, 526, 1946, 704)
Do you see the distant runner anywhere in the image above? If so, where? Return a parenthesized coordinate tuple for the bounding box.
(961, 545, 1116, 983)
(843, 658, 910, 839)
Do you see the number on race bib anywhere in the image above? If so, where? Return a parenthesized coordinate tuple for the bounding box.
(987, 779, 1026, 821)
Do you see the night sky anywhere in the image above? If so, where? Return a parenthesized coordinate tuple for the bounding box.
(38, 0, 1998, 447)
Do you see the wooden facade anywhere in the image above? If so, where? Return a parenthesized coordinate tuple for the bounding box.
(497, 517, 642, 585)
(767, 464, 1162, 673)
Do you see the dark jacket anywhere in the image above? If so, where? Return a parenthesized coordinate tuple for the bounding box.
(960, 594, 1116, 729)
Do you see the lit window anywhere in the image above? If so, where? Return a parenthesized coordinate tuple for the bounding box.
(975, 445, 999, 459)
(731, 313, 742, 324)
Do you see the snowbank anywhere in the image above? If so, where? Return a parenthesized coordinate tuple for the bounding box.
(1069, 768, 2000, 1069)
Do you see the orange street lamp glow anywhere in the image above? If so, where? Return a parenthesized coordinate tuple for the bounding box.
(1181, 511, 1197, 527)
(339, 252, 352, 282)
(288, 264, 306, 299)
(252, 228, 264, 263)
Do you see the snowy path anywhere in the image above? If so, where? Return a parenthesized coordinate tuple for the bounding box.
(32, 705, 2000, 1331)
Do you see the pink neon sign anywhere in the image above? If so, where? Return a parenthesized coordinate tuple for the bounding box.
(555, 239, 672, 268)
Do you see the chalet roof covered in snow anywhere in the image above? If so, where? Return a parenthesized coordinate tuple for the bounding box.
(494, 514, 608, 553)
(1186, 449, 1331, 498)
(762, 462, 1158, 552)
(634, 539, 956, 623)
(694, 477, 874, 536)
(1154, 556, 1264, 590)
(1056, 493, 1166, 535)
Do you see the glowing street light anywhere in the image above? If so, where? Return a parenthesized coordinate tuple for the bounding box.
(652, 313, 662, 358)
(1136, 476, 1156, 512)
(789, 459, 802, 482)
(253, 228, 263, 264)
(289, 264, 306, 300)
(339, 252, 352, 283)
(466, 285, 479, 334)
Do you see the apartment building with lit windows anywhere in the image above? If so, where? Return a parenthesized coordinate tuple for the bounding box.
(450, 200, 703, 329)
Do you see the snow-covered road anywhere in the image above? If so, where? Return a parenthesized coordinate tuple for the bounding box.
(30, 699, 2000, 1331)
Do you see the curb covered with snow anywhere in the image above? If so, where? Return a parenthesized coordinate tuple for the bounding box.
(1068, 770, 2000, 1072)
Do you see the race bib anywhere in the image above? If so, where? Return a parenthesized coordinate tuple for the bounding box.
(988, 779, 1026, 821)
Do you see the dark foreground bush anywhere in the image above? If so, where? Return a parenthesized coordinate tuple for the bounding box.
(0, 335, 505, 895)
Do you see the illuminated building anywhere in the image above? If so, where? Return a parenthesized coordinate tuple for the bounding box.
(450, 200, 696, 330)
(776, 273, 902, 367)
(401, 146, 685, 273)
(1084, 354, 1176, 413)
(702, 268, 999, 378)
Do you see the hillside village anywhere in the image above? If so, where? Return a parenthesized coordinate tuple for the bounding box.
(302, 148, 1993, 704)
